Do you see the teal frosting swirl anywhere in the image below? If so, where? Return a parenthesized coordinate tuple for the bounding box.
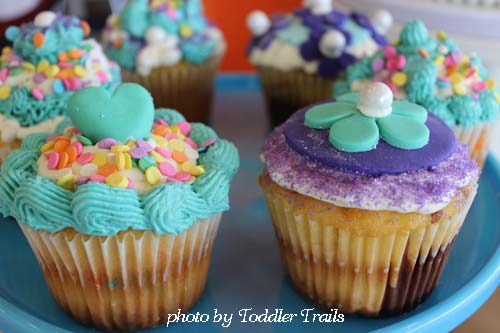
(479, 91, 500, 121)
(404, 57, 436, 103)
(397, 20, 437, 55)
(448, 95, 482, 126)
(0, 109, 239, 236)
(181, 37, 216, 64)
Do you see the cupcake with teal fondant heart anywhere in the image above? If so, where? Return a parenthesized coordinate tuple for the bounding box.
(246, 0, 392, 127)
(259, 82, 479, 316)
(0, 83, 239, 330)
(102, 0, 225, 123)
(334, 20, 500, 168)
(0, 11, 121, 164)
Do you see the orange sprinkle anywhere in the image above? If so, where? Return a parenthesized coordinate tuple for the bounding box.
(55, 136, 70, 143)
(58, 52, 69, 62)
(80, 20, 91, 37)
(172, 150, 188, 163)
(54, 140, 69, 153)
(69, 48, 84, 59)
(58, 152, 69, 169)
(98, 164, 119, 177)
(66, 145, 78, 163)
(418, 48, 429, 59)
(446, 64, 459, 76)
(33, 32, 45, 48)
(113, 38, 123, 48)
(152, 125, 168, 136)
(56, 69, 71, 79)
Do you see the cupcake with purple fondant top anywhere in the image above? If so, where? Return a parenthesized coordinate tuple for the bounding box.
(0, 11, 121, 163)
(259, 82, 479, 316)
(246, 0, 392, 127)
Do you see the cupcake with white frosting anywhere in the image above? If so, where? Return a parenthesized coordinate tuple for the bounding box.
(0, 11, 121, 163)
(260, 82, 479, 316)
(102, 0, 225, 123)
(246, 0, 392, 126)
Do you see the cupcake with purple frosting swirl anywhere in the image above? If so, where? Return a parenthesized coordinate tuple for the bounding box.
(246, 0, 392, 127)
(259, 82, 479, 316)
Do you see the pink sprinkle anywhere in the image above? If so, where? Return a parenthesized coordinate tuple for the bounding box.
(185, 137, 198, 150)
(31, 88, 44, 100)
(7, 55, 21, 62)
(176, 121, 191, 136)
(164, 133, 178, 140)
(386, 81, 397, 94)
(58, 61, 72, 68)
(62, 78, 72, 90)
(136, 139, 153, 152)
(201, 138, 216, 148)
(70, 127, 80, 135)
(371, 58, 385, 72)
(155, 147, 172, 159)
(438, 76, 451, 82)
(67, 76, 82, 91)
(383, 46, 397, 59)
(45, 134, 58, 142)
(45, 152, 60, 170)
(76, 152, 93, 165)
(0, 68, 9, 82)
(159, 162, 176, 177)
(33, 72, 46, 84)
(174, 171, 191, 182)
(155, 119, 168, 126)
(96, 71, 109, 83)
(444, 56, 456, 68)
(473, 81, 488, 92)
(471, 93, 480, 100)
(451, 50, 462, 64)
(71, 141, 83, 155)
(75, 177, 90, 185)
(127, 178, 135, 189)
(90, 174, 106, 183)
(466, 68, 477, 78)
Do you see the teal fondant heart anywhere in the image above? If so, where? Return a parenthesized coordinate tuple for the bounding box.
(68, 83, 155, 143)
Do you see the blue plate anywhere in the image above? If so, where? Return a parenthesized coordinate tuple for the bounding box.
(1, 75, 500, 333)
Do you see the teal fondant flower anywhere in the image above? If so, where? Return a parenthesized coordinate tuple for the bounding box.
(305, 83, 430, 152)
(276, 21, 309, 46)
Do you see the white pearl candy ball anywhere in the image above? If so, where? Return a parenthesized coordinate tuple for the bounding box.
(319, 30, 346, 58)
(34, 11, 57, 28)
(145, 26, 167, 44)
(246, 11, 271, 36)
(308, 0, 333, 15)
(371, 9, 393, 34)
(357, 82, 394, 118)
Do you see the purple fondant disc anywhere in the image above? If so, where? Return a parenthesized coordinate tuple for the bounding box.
(284, 100, 458, 176)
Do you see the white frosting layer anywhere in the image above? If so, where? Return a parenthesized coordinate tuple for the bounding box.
(136, 34, 182, 76)
(0, 114, 63, 143)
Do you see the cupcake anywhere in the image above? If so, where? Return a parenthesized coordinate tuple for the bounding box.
(259, 82, 479, 316)
(0, 83, 239, 330)
(246, 0, 392, 127)
(334, 20, 500, 168)
(0, 11, 121, 164)
(102, 0, 225, 123)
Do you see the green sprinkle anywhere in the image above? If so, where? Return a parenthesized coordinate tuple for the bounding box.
(82, 44, 92, 52)
(76, 135, 93, 146)
(9, 67, 23, 76)
(138, 156, 156, 172)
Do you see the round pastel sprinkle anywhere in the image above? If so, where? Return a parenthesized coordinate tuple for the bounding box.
(34, 11, 57, 28)
(371, 58, 385, 72)
(127, 178, 135, 189)
(80, 163, 98, 177)
(176, 122, 191, 136)
(136, 139, 153, 152)
(46, 152, 59, 170)
(90, 174, 106, 183)
(71, 141, 83, 155)
(124, 153, 132, 169)
(155, 147, 172, 159)
(96, 71, 109, 83)
(384, 46, 396, 59)
(92, 152, 107, 167)
(5, 26, 20, 41)
(139, 156, 156, 172)
(98, 138, 118, 149)
(57, 173, 75, 190)
(75, 177, 90, 185)
(106, 173, 128, 188)
(32, 32, 45, 48)
(150, 151, 166, 163)
(190, 165, 205, 176)
(77, 135, 93, 146)
(33, 73, 46, 84)
(145, 167, 162, 185)
(99, 164, 118, 177)
(174, 171, 191, 182)
(76, 152, 94, 165)
(130, 147, 147, 159)
(391, 72, 408, 87)
(40, 141, 55, 153)
(0, 86, 12, 100)
(165, 133, 178, 140)
(58, 152, 69, 169)
(115, 152, 125, 170)
(159, 162, 176, 177)
(0, 69, 9, 82)
(52, 79, 65, 94)
(169, 139, 185, 152)
(111, 145, 130, 153)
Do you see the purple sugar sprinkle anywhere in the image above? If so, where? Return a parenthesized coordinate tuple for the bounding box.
(33, 73, 46, 84)
(75, 177, 90, 185)
(130, 147, 147, 159)
(136, 139, 153, 152)
(97, 138, 117, 149)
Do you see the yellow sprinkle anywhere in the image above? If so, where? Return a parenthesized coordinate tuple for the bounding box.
(93, 62, 102, 71)
(110, 144, 130, 152)
(57, 173, 75, 190)
(453, 84, 466, 96)
(74, 65, 87, 78)
(434, 55, 445, 66)
(37, 60, 49, 72)
(124, 152, 132, 169)
(2, 47, 12, 55)
(391, 39, 400, 46)
(181, 161, 194, 172)
(92, 151, 108, 167)
(450, 73, 464, 85)
(145, 167, 162, 185)
(391, 72, 407, 87)
(487, 79, 496, 90)
(150, 151, 166, 163)
(44, 65, 60, 78)
(106, 172, 128, 188)
(152, 134, 168, 147)
(21, 62, 35, 71)
(40, 140, 55, 153)
(169, 139, 185, 152)
(0, 86, 11, 100)
(437, 30, 447, 41)
(180, 26, 193, 38)
(115, 151, 125, 170)
(460, 55, 470, 66)
(494, 91, 500, 104)
(127, 141, 135, 148)
(190, 165, 205, 176)
(171, 126, 181, 134)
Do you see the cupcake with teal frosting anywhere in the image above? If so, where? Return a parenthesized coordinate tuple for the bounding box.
(246, 0, 393, 127)
(334, 20, 500, 167)
(0, 83, 239, 330)
(102, 0, 225, 123)
(0, 11, 121, 164)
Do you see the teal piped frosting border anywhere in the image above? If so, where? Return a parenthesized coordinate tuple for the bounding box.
(0, 109, 239, 236)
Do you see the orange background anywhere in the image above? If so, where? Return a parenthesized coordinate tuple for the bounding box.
(204, 0, 300, 72)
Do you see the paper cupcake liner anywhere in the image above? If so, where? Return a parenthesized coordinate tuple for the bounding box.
(259, 173, 477, 316)
(19, 214, 221, 331)
(257, 67, 339, 127)
(452, 120, 499, 169)
(122, 56, 221, 123)
(0, 139, 21, 165)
